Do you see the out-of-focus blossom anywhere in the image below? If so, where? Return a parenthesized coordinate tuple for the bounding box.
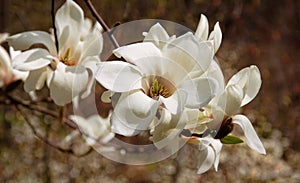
(0, 33, 28, 88)
(69, 114, 114, 146)
(7, 0, 103, 105)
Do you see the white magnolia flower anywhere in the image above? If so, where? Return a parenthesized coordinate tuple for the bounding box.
(142, 21, 224, 148)
(7, 0, 103, 105)
(69, 114, 114, 146)
(204, 65, 266, 154)
(96, 28, 218, 136)
(0, 33, 28, 88)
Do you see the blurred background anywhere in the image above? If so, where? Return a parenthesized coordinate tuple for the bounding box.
(0, 0, 300, 182)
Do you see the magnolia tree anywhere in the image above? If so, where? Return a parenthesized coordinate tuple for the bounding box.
(0, 0, 266, 174)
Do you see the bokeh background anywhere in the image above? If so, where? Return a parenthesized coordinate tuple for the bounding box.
(0, 0, 300, 182)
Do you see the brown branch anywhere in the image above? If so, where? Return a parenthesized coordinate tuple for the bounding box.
(84, 0, 120, 48)
(52, 0, 59, 53)
(5, 94, 78, 129)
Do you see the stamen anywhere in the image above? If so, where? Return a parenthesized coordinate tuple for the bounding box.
(149, 79, 169, 99)
(60, 48, 75, 66)
(63, 48, 71, 62)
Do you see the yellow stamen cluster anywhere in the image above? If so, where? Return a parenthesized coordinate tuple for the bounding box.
(60, 48, 75, 66)
(149, 79, 169, 99)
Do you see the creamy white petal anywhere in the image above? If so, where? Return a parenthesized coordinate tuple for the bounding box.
(143, 23, 170, 48)
(0, 46, 13, 87)
(24, 67, 50, 92)
(0, 46, 11, 71)
(128, 56, 188, 87)
(151, 108, 186, 150)
(0, 33, 9, 44)
(208, 22, 222, 53)
(55, 0, 83, 53)
(210, 139, 222, 171)
(182, 108, 201, 129)
(111, 90, 159, 136)
(69, 114, 114, 145)
(224, 84, 243, 116)
(79, 31, 103, 63)
(197, 139, 215, 174)
(49, 63, 89, 106)
(241, 65, 261, 106)
(232, 114, 266, 154)
(179, 77, 218, 109)
(95, 61, 143, 92)
(12, 49, 52, 71)
(163, 33, 214, 74)
(80, 57, 100, 99)
(9, 46, 21, 60)
(195, 14, 209, 41)
(201, 59, 225, 95)
(227, 65, 262, 107)
(160, 89, 187, 114)
(113, 42, 162, 64)
(7, 31, 56, 55)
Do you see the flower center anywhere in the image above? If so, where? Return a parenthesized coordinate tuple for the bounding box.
(148, 77, 174, 99)
(60, 48, 75, 66)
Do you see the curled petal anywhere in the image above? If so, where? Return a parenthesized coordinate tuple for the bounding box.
(224, 84, 243, 116)
(12, 49, 52, 71)
(7, 31, 56, 54)
(111, 90, 159, 136)
(227, 65, 262, 106)
(49, 63, 89, 106)
(79, 31, 103, 62)
(179, 77, 218, 109)
(194, 14, 209, 41)
(197, 138, 215, 174)
(160, 89, 187, 114)
(208, 22, 222, 53)
(0, 46, 11, 71)
(202, 59, 225, 95)
(163, 33, 214, 75)
(210, 139, 222, 171)
(0, 33, 9, 44)
(232, 114, 266, 154)
(24, 67, 50, 92)
(55, 0, 83, 52)
(95, 61, 143, 92)
(69, 114, 114, 145)
(113, 42, 162, 64)
(151, 108, 189, 152)
(143, 23, 171, 48)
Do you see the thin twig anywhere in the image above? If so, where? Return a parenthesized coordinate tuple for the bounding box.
(52, 0, 59, 53)
(16, 105, 73, 154)
(84, 0, 120, 48)
(5, 94, 78, 129)
(16, 105, 93, 157)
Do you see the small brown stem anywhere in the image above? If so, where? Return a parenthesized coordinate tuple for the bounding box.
(59, 106, 66, 123)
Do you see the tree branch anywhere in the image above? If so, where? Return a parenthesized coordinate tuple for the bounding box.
(52, 0, 59, 53)
(5, 94, 78, 129)
(84, 0, 120, 48)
